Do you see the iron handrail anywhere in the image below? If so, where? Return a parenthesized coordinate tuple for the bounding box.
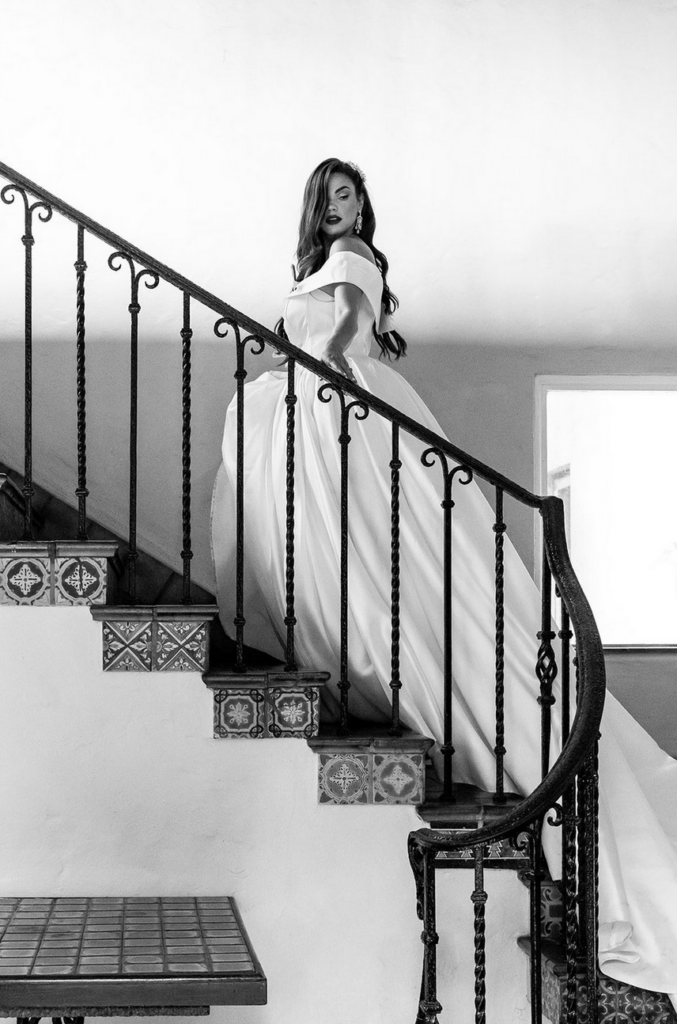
(409, 497, 605, 854)
(0, 160, 539, 508)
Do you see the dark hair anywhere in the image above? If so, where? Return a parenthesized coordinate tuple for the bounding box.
(276, 158, 406, 359)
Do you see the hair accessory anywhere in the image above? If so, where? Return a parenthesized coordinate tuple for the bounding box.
(354, 211, 363, 235)
(347, 161, 366, 182)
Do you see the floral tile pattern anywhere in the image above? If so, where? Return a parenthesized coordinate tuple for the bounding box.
(54, 557, 106, 605)
(0, 543, 115, 606)
(318, 754, 370, 804)
(0, 556, 50, 605)
(314, 745, 427, 805)
(213, 689, 266, 738)
(209, 678, 323, 739)
(373, 753, 425, 804)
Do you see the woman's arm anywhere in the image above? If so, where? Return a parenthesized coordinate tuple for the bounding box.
(322, 281, 362, 379)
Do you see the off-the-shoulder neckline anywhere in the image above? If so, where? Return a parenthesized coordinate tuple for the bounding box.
(304, 249, 380, 278)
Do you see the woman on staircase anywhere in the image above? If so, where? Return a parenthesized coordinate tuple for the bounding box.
(211, 157, 677, 1009)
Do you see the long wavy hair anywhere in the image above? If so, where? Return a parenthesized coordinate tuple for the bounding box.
(276, 158, 406, 359)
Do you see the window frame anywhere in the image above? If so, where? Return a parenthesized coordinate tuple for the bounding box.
(534, 374, 677, 650)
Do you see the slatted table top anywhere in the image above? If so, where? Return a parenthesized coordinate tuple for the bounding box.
(0, 897, 266, 1011)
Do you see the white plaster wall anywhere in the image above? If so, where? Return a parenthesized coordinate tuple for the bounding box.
(0, 606, 531, 1023)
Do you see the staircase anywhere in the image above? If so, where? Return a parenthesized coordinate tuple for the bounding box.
(0, 158, 669, 1024)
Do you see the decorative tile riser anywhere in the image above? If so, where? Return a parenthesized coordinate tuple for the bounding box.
(102, 620, 209, 672)
(212, 686, 321, 739)
(317, 750, 426, 805)
(541, 971, 677, 1023)
(0, 553, 112, 606)
(435, 835, 530, 868)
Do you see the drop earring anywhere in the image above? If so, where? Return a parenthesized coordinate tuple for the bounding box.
(355, 211, 363, 235)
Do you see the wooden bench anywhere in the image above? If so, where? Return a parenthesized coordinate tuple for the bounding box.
(0, 897, 266, 1023)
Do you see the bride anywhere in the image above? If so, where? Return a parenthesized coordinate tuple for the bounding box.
(212, 157, 677, 1005)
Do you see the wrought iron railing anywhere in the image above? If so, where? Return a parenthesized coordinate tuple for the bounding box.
(0, 161, 606, 1022)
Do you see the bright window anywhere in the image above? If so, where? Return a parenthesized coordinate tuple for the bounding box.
(536, 377, 677, 646)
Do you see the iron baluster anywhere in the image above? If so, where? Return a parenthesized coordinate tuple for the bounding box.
(421, 448, 473, 802)
(420, 849, 442, 1024)
(213, 319, 266, 671)
(74, 225, 89, 539)
(390, 422, 402, 735)
(472, 844, 488, 1024)
(563, 781, 580, 1024)
(582, 743, 600, 1024)
(181, 291, 193, 603)
(108, 252, 159, 603)
(493, 486, 506, 800)
(284, 357, 297, 671)
(536, 551, 557, 780)
(318, 383, 369, 733)
(517, 825, 544, 1024)
(0, 184, 52, 539)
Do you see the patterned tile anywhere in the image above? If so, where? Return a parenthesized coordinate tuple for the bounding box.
(268, 687, 320, 738)
(318, 753, 369, 804)
(206, 670, 326, 738)
(102, 621, 153, 672)
(214, 689, 266, 738)
(0, 543, 116, 606)
(436, 834, 530, 867)
(155, 621, 207, 672)
(0, 556, 50, 605)
(373, 753, 424, 804)
(55, 557, 107, 606)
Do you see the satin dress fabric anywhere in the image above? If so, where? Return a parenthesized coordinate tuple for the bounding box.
(211, 251, 677, 1004)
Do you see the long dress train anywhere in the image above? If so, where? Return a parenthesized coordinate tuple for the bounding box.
(211, 250, 677, 1004)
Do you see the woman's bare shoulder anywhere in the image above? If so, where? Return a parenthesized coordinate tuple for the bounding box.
(329, 236, 376, 265)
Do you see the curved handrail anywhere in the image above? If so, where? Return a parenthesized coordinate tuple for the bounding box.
(409, 497, 606, 854)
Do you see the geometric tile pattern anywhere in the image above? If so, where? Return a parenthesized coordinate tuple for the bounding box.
(94, 608, 216, 673)
(102, 621, 153, 672)
(212, 684, 321, 739)
(317, 750, 426, 805)
(0, 897, 256, 978)
(0, 543, 116, 607)
(434, 832, 531, 868)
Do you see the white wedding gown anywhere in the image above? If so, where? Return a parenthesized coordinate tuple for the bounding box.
(211, 251, 677, 1005)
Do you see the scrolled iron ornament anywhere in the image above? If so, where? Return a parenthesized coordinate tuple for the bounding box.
(213, 316, 238, 340)
(547, 800, 564, 827)
(107, 250, 160, 296)
(317, 380, 370, 422)
(1, 183, 53, 224)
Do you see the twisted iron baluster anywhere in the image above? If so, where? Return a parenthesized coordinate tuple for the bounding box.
(284, 357, 297, 670)
(74, 225, 89, 539)
(108, 252, 159, 603)
(181, 291, 193, 603)
(536, 551, 557, 780)
(390, 423, 402, 735)
(516, 824, 544, 1024)
(493, 486, 506, 800)
(1, 185, 53, 539)
(214, 319, 265, 670)
(582, 743, 600, 1024)
(421, 449, 473, 801)
(318, 383, 369, 732)
(472, 844, 488, 1024)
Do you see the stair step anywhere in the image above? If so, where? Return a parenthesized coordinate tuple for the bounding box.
(0, 461, 213, 606)
(517, 927, 677, 1023)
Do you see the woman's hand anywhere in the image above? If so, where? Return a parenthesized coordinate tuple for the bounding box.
(322, 341, 356, 382)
